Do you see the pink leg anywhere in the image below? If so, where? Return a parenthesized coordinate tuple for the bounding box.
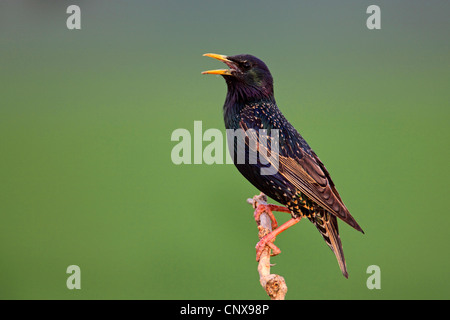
(254, 204, 291, 230)
(255, 216, 302, 261)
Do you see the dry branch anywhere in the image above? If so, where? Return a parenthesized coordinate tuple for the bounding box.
(247, 192, 288, 300)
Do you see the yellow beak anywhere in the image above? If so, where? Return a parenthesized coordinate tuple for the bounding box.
(201, 53, 233, 75)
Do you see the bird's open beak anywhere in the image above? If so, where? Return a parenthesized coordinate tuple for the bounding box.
(202, 53, 235, 76)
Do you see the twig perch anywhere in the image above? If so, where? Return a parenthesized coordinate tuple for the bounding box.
(247, 192, 288, 300)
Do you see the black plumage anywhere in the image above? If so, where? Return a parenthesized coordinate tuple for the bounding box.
(202, 53, 363, 278)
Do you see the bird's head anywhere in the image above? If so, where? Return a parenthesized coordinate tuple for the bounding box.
(202, 53, 274, 100)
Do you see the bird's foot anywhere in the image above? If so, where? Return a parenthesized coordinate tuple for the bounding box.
(253, 204, 291, 230)
(255, 216, 303, 261)
(255, 233, 281, 261)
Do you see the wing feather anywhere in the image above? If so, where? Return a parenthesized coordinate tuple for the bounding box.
(238, 115, 364, 233)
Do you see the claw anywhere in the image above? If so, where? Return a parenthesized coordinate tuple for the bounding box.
(253, 204, 291, 230)
(254, 205, 278, 230)
(255, 233, 281, 261)
(254, 216, 303, 261)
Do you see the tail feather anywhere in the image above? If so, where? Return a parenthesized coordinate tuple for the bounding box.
(310, 211, 348, 278)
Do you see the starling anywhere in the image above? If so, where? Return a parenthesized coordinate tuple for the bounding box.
(202, 53, 363, 278)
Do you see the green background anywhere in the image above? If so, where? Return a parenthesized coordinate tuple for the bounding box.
(1, 0, 449, 299)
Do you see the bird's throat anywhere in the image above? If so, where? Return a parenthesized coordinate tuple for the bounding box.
(223, 82, 275, 120)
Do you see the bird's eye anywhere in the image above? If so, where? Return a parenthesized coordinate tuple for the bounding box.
(242, 61, 251, 70)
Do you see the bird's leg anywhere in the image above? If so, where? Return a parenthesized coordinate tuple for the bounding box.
(255, 216, 302, 261)
(253, 204, 291, 230)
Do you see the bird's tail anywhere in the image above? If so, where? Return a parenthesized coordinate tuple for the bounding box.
(310, 211, 348, 278)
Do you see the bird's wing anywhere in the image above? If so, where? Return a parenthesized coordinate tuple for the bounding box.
(238, 114, 363, 233)
(278, 149, 363, 232)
